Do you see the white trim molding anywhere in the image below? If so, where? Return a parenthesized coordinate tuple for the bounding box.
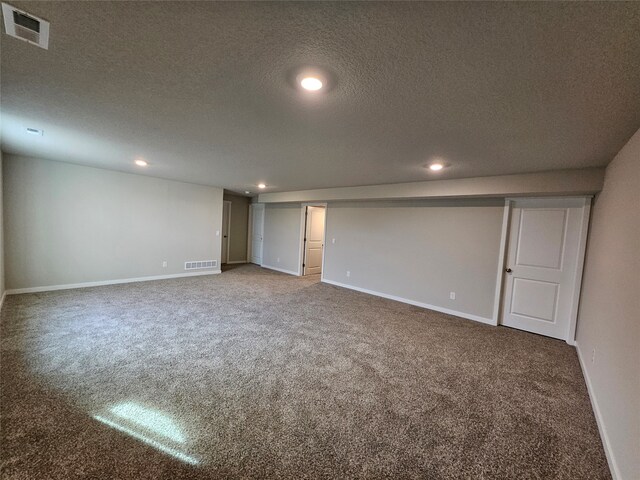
(260, 265, 299, 276)
(322, 279, 494, 326)
(297, 206, 306, 276)
(491, 199, 512, 326)
(576, 342, 620, 480)
(248, 203, 265, 266)
(0, 291, 6, 311)
(222, 200, 232, 265)
(567, 197, 592, 345)
(5, 270, 222, 295)
(226, 260, 248, 264)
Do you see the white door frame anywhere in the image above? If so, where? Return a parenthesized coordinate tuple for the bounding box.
(247, 204, 253, 262)
(491, 199, 512, 326)
(222, 200, 232, 264)
(492, 196, 592, 344)
(248, 203, 265, 266)
(298, 203, 328, 277)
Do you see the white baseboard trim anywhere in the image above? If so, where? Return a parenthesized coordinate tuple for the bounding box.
(575, 342, 619, 480)
(321, 279, 494, 326)
(6, 270, 222, 295)
(260, 265, 300, 276)
(226, 260, 248, 264)
(0, 291, 6, 311)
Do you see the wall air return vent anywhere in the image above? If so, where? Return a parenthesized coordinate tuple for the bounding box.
(2, 3, 49, 49)
(185, 260, 217, 271)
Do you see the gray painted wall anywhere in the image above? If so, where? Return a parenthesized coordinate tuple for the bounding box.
(323, 199, 504, 320)
(576, 128, 640, 480)
(223, 192, 250, 263)
(0, 151, 4, 300)
(4, 155, 224, 290)
(262, 204, 302, 274)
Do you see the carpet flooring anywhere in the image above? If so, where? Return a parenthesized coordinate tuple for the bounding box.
(1, 264, 610, 479)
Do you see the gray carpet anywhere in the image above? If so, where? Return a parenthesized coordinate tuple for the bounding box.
(1, 264, 610, 479)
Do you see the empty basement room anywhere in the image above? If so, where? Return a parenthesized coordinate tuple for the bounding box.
(1, 2, 639, 479)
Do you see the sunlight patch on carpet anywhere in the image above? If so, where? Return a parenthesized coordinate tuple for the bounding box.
(93, 402, 198, 465)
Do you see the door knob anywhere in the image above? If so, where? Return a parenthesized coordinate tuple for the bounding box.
(505, 268, 512, 273)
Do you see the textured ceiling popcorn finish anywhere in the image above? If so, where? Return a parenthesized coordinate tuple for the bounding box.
(1, 2, 639, 193)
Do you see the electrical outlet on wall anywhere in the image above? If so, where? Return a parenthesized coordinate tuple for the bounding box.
(591, 348, 596, 364)
(346, 271, 350, 277)
(332, 238, 336, 244)
(162, 261, 167, 268)
(450, 292, 456, 300)
(277, 257, 280, 263)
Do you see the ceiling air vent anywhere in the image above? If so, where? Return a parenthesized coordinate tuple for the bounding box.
(2, 3, 49, 49)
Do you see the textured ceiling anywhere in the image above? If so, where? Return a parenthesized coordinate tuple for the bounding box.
(1, 1, 639, 194)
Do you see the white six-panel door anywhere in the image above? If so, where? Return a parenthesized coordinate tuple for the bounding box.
(303, 206, 326, 275)
(501, 199, 588, 341)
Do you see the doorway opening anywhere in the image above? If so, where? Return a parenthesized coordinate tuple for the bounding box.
(221, 201, 231, 264)
(301, 205, 326, 276)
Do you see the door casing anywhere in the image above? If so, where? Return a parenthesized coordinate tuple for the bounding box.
(495, 197, 591, 344)
(298, 203, 328, 277)
(222, 201, 231, 264)
(248, 203, 265, 265)
(302, 206, 326, 275)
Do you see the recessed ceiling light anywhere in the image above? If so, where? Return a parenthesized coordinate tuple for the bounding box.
(429, 163, 444, 171)
(135, 159, 148, 167)
(26, 127, 43, 136)
(300, 76, 323, 91)
(258, 183, 266, 189)
(245, 191, 251, 194)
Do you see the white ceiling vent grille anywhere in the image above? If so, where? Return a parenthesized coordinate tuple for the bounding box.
(185, 260, 217, 270)
(2, 3, 49, 49)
